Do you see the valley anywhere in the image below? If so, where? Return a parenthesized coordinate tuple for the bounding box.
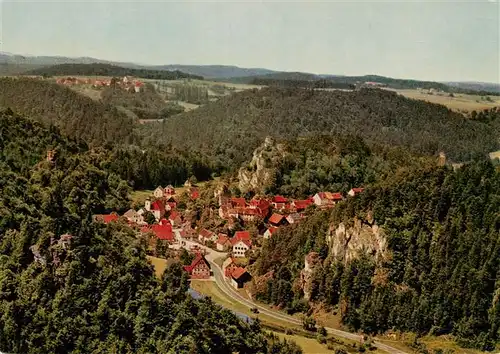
(0, 59, 499, 354)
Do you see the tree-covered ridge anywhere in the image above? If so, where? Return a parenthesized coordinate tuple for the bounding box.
(26, 63, 204, 80)
(263, 135, 435, 198)
(142, 87, 498, 170)
(0, 110, 301, 353)
(226, 72, 500, 95)
(0, 77, 137, 145)
(254, 161, 500, 350)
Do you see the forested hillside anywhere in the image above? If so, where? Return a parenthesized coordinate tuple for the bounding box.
(0, 110, 301, 353)
(253, 161, 500, 350)
(26, 63, 203, 80)
(141, 87, 499, 170)
(0, 78, 136, 145)
(239, 135, 435, 198)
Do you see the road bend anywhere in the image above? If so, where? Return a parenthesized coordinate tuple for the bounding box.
(172, 233, 407, 354)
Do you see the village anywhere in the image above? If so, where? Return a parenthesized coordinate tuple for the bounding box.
(94, 181, 364, 291)
(55, 75, 145, 92)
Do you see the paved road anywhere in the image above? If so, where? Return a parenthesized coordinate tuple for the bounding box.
(172, 231, 407, 354)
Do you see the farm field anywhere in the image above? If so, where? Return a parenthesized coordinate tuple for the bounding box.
(389, 88, 500, 112)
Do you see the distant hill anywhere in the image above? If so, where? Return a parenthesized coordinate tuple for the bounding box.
(226, 72, 454, 91)
(26, 63, 203, 80)
(150, 64, 279, 79)
(0, 77, 137, 145)
(446, 81, 500, 94)
(139, 87, 499, 169)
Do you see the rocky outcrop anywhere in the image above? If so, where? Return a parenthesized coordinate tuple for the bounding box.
(326, 216, 387, 264)
(300, 252, 321, 300)
(238, 137, 287, 194)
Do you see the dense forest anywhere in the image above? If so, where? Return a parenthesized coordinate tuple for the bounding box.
(0, 79, 214, 189)
(0, 110, 301, 353)
(250, 78, 355, 90)
(262, 135, 435, 198)
(0, 77, 137, 145)
(26, 63, 204, 80)
(253, 161, 500, 350)
(140, 87, 498, 171)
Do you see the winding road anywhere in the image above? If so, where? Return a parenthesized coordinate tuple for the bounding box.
(172, 230, 407, 354)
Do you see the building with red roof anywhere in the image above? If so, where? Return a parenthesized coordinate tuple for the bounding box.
(231, 197, 247, 208)
(183, 253, 211, 279)
(94, 213, 119, 224)
(348, 187, 364, 197)
(216, 233, 231, 251)
(234, 230, 251, 241)
(313, 192, 343, 208)
(190, 187, 200, 200)
(271, 196, 288, 210)
(223, 257, 238, 277)
(168, 210, 182, 226)
(292, 199, 314, 212)
(263, 227, 278, 239)
(230, 267, 251, 289)
(150, 199, 166, 220)
(198, 229, 216, 244)
(152, 219, 174, 241)
(268, 213, 288, 227)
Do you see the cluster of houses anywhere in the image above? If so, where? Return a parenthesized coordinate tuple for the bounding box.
(94, 183, 364, 288)
(55, 76, 145, 92)
(197, 188, 365, 259)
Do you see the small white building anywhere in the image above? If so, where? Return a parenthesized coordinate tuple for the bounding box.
(123, 209, 141, 224)
(154, 186, 164, 199)
(232, 239, 251, 258)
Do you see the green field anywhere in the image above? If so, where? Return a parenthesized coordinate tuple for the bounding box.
(390, 88, 500, 112)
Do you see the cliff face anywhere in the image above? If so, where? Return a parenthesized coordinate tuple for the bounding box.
(299, 215, 388, 299)
(326, 217, 388, 264)
(238, 137, 287, 193)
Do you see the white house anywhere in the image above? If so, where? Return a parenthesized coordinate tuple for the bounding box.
(123, 209, 143, 224)
(232, 239, 251, 258)
(153, 186, 164, 199)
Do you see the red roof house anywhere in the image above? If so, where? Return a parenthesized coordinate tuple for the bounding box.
(216, 233, 231, 251)
(151, 220, 174, 241)
(198, 229, 216, 244)
(231, 197, 247, 208)
(183, 253, 211, 279)
(271, 196, 288, 210)
(268, 213, 288, 226)
(234, 230, 251, 241)
(223, 257, 238, 277)
(95, 213, 119, 224)
(292, 199, 313, 211)
(190, 187, 200, 200)
(348, 188, 364, 197)
(229, 267, 251, 289)
(263, 227, 278, 239)
(313, 192, 343, 207)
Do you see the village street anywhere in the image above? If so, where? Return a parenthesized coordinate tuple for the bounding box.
(170, 230, 407, 354)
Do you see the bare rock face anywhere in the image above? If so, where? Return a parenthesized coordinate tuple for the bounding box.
(238, 137, 287, 194)
(326, 217, 387, 264)
(300, 252, 322, 300)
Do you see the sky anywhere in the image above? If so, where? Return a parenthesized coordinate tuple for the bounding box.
(1, 0, 499, 82)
